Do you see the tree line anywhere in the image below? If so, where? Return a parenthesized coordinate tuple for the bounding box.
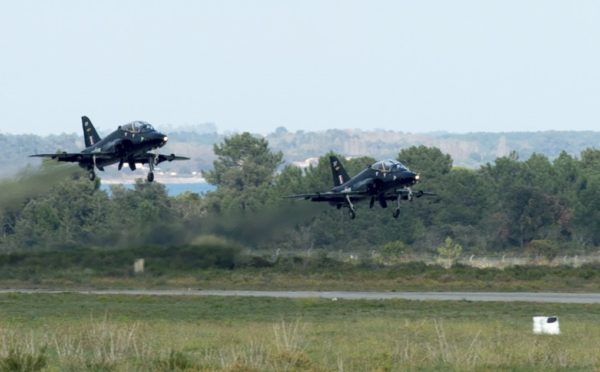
(6, 128, 600, 178)
(2, 132, 600, 258)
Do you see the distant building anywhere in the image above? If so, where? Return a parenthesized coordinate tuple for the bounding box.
(291, 157, 319, 169)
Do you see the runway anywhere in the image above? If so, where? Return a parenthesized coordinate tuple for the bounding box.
(2, 289, 600, 304)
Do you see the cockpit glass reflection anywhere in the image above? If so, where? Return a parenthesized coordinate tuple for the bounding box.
(371, 159, 408, 172)
(121, 121, 155, 133)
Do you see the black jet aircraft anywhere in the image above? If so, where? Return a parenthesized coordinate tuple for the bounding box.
(286, 156, 433, 219)
(31, 116, 189, 182)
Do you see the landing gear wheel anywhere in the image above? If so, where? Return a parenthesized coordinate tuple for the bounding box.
(88, 171, 96, 181)
(344, 194, 356, 220)
(147, 154, 157, 183)
(393, 209, 400, 219)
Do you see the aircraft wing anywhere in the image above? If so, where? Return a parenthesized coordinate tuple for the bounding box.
(382, 189, 436, 200)
(30, 152, 113, 162)
(132, 153, 190, 164)
(285, 191, 367, 202)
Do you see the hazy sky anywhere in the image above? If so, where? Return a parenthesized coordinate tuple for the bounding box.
(1, 1, 599, 135)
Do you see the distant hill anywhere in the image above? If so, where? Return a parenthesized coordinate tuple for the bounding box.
(3, 128, 600, 178)
(266, 129, 600, 167)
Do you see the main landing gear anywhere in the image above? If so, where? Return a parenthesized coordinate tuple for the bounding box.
(89, 155, 98, 181)
(345, 194, 356, 220)
(338, 196, 357, 219)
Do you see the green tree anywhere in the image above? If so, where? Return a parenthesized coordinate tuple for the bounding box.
(204, 133, 283, 214)
(580, 148, 600, 178)
(107, 180, 178, 246)
(204, 132, 283, 190)
(434, 168, 491, 226)
(395, 147, 451, 231)
(10, 170, 110, 250)
(398, 146, 452, 179)
(574, 175, 600, 246)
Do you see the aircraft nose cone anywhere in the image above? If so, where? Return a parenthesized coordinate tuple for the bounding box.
(154, 132, 167, 144)
(402, 171, 418, 184)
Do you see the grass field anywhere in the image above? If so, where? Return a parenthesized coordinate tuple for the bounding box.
(4, 266, 600, 293)
(1, 293, 600, 371)
(4, 246, 600, 292)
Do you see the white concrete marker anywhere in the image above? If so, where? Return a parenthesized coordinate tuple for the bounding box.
(533, 316, 560, 335)
(133, 258, 145, 274)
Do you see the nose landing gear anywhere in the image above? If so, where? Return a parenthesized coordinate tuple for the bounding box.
(393, 188, 413, 219)
(147, 155, 156, 182)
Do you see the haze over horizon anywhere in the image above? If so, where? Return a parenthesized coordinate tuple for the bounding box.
(1, 1, 599, 136)
(10, 124, 600, 139)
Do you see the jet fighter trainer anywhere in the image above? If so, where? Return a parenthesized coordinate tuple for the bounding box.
(286, 156, 434, 219)
(31, 116, 189, 182)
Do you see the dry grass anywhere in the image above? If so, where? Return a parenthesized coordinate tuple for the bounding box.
(1, 294, 600, 370)
(1, 317, 599, 370)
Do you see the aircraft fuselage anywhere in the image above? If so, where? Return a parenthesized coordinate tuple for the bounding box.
(82, 123, 168, 169)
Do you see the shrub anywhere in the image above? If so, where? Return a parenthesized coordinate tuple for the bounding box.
(0, 347, 47, 372)
(437, 237, 463, 268)
(381, 240, 407, 263)
(525, 240, 559, 261)
(153, 350, 194, 371)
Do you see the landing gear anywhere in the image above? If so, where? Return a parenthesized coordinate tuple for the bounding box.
(393, 195, 401, 218)
(345, 194, 356, 220)
(393, 188, 413, 219)
(147, 154, 156, 183)
(89, 155, 97, 181)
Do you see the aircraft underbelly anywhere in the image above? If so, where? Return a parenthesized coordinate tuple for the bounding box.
(96, 158, 119, 167)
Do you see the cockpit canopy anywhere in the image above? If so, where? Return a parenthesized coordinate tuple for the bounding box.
(371, 159, 409, 172)
(120, 121, 155, 133)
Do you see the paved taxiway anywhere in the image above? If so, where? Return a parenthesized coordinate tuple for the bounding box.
(1, 289, 600, 304)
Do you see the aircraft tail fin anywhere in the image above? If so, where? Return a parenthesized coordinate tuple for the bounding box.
(82, 116, 101, 147)
(330, 155, 350, 187)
